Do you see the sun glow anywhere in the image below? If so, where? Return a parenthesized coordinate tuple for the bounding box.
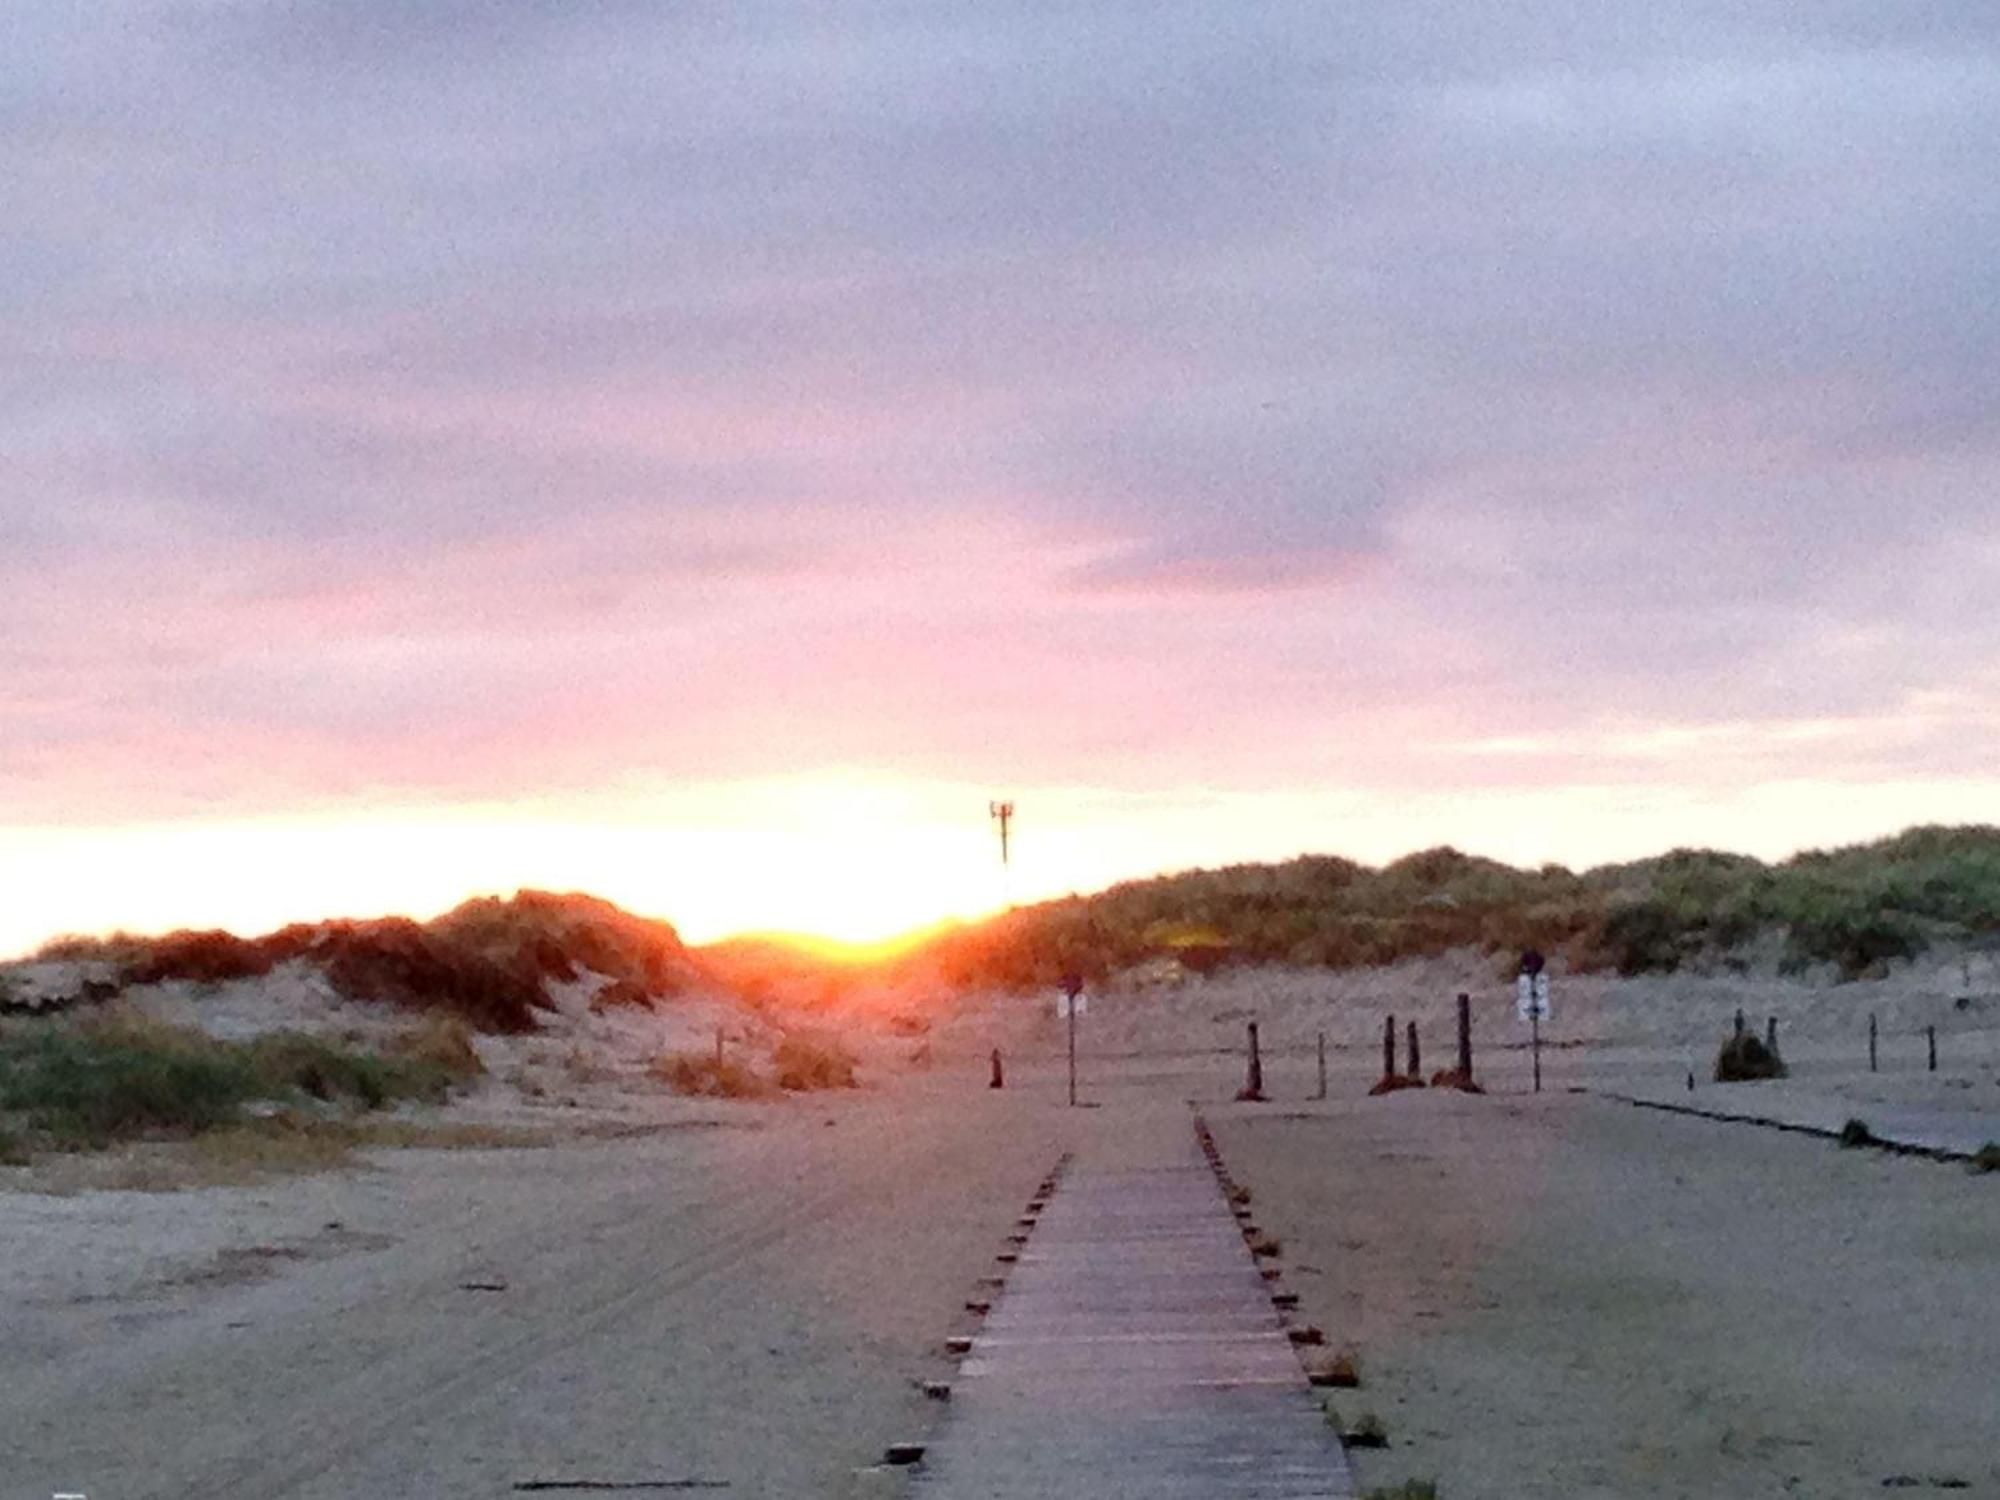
(5, 768, 1999, 961)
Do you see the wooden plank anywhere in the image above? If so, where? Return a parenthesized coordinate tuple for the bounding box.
(916, 1132, 1354, 1498)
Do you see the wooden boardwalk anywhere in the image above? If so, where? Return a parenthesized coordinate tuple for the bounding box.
(915, 1125, 1354, 1498)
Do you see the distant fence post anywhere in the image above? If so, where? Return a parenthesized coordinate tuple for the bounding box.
(990, 1048, 1004, 1090)
(1869, 1012, 1878, 1073)
(1315, 1030, 1328, 1101)
(1734, 1007, 1745, 1038)
(1928, 1024, 1938, 1073)
(1245, 1021, 1265, 1101)
(1457, 993, 1473, 1085)
(1407, 1020, 1421, 1080)
(1383, 1014, 1397, 1082)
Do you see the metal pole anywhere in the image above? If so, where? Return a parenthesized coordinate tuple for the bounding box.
(1316, 1030, 1328, 1100)
(1245, 1021, 1264, 1100)
(1531, 1010, 1542, 1094)
(1928, 1024, 1937, 1073)
(1383, 1015, 1397, 1081)
(1869, 1012, 1878, 1073)
(1407, 1019, 1421, 1080)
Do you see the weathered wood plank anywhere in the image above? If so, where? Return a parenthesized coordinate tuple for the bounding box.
(915, 1132, 1353, 1498)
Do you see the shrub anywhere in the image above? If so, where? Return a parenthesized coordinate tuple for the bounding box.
(0, 1020, 261, 1147)
(1970, 1142, 1999, 1173)
(0, 1016, 468, 1152)
(772, 1032, 859, 1091)
(1714, 1031, 1786, 1083)
(0, 1121, 29, 1166)
(652, 1050, 774, 1099)
(387, 1015, 486, 1079)
(1839, 1117, 1877, 1149)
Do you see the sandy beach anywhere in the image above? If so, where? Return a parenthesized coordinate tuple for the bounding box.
(4, 959, 1998, 1499)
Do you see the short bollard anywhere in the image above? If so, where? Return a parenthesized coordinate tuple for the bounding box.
(990, 1049, 1004, 1090)
(1406, 1020, 1420, 1080)
(1315, 1030, 1328, 1101)
(1869, 1012, 1879, 1073)
(1766, 1016, 1778, 1055)
(1239, 1021, 1266, 1102)
(1383, 1014, 1397, 1081)
(1928, 1024, 1938, 1072)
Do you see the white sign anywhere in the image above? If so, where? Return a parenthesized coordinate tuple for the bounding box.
(1516, 971, 1550, 1022)
(1055, 992, 1088, 1019)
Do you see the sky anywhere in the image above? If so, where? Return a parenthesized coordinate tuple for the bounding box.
(5, 3, 2000, 953)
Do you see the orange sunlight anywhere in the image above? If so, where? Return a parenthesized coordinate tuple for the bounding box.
(6, 768, 1998, 960)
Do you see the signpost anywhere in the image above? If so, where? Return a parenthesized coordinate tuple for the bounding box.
(1516, 950, 1550, 1093)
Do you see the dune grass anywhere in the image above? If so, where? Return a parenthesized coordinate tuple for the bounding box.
(0, 1010, 480, 1159)
(652, 1050, 775, 1099)
(772, 1031, 858, 1091)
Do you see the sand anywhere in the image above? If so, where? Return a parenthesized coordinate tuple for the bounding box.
(4, 959, 1998, 1497)
(0, 1077, 1069, 1499)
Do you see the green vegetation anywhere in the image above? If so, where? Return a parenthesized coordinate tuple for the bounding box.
(903, 825, 2000, 989)
(0, 1012, 479, 1157)
(1972, 1143, 2000, 1174)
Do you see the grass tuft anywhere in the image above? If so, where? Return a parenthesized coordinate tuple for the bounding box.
(1838, 1117, 1877, 1149)
(1714, 1030, 1786, 1083)
(1971, 1142, 2000, 1173)
(772, 1032, 859, 1091)
(652, 1050, 775, 1099)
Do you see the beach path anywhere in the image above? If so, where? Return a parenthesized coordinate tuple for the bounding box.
(915, 1113, 1354, 1499)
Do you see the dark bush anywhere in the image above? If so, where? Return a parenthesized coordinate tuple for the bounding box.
(1714, 1030, 1787, 1083)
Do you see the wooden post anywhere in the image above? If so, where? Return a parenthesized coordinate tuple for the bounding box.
(1315, 1030, 1327, 1101)
(1869, 1012, 1878, 1073)
(1383, 1014, 1397, 1081)
(1245, 1021, 1265, 1100)
(1406, 1020, 1420, 1080)
(1766, 1016, 1777, 1054)
(1457, 993, 1473, 1085)
(1067, 993, 1078, 1107)
(989, 1048, 1004, 1090)
(1928, 1024, 1937, 1072)
(1531, 1009, 1542, 1094)
(1734, 1007, 1745, 1038)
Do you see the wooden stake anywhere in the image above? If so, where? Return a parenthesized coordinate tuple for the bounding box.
(1457, 992, 1473, 1085)
(1928, 1024, 1937, 1072)
(989, 1048, 1004, 1090)
(1383, 1014, 1397, 1081)
(1315, 1030, 1328, 1100)
(1869, 1012, 1878, 1073)
(1406, 1020, 1420, 1080)
(1244, 1021, 1264, 1100)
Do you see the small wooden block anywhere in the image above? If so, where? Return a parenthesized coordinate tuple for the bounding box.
(965, 1299, 991, 1314)
(944, 1335, 973, 1355)
(997, 1251, 1019, 1263)
(1271, 1290, 1300, 1307)
(1260, 1265, 1282, 1281)
(1287, 1324, 1325, 1345)
(883, 1442, 927, 1465)
(921, 1381, 952, 1401)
